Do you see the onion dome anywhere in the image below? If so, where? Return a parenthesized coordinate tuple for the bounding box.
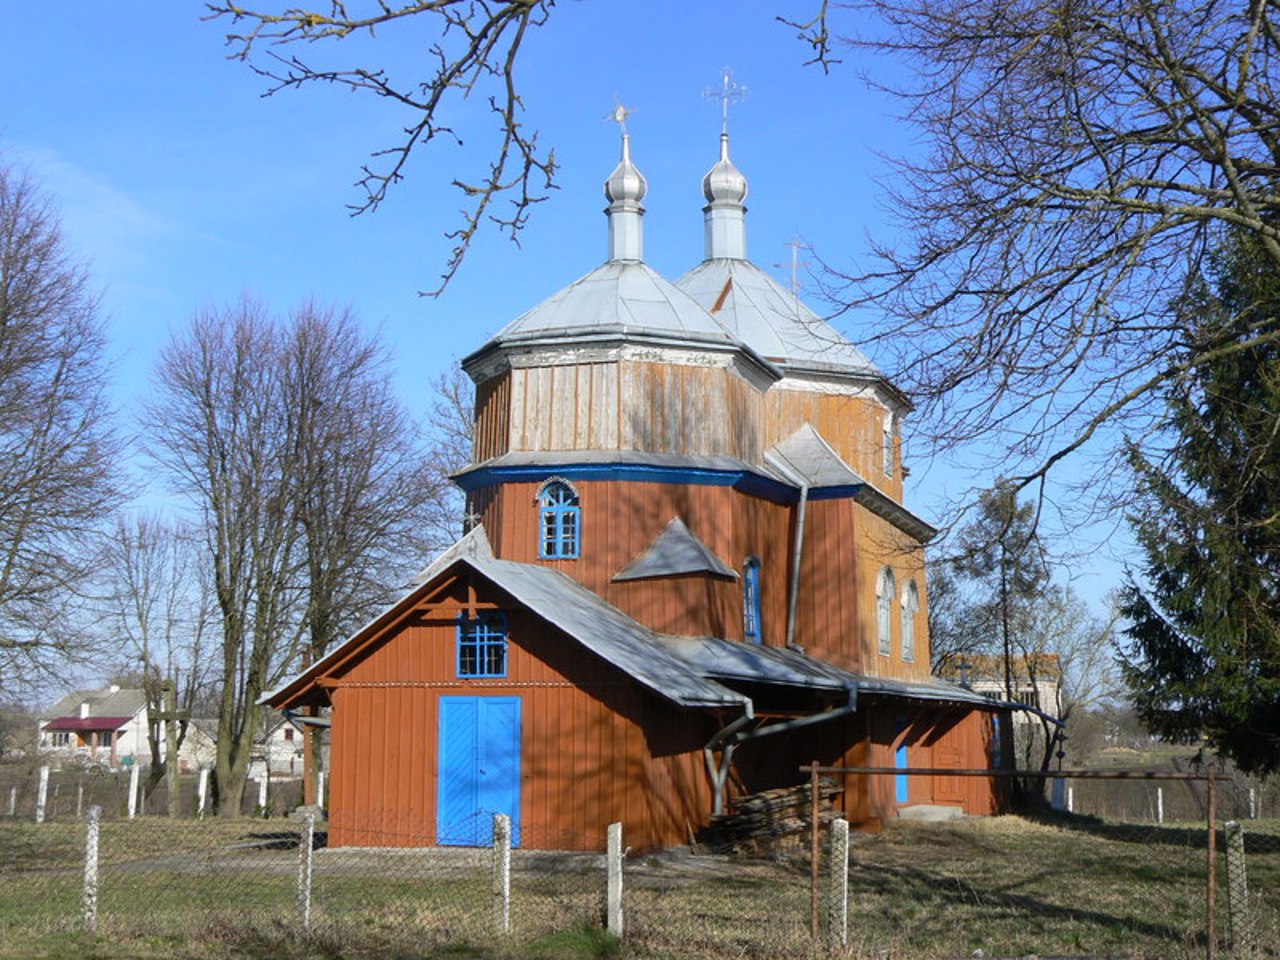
(701, 133, 748, 260)
(605, 133, 647, 262)
(702, 133, 748, 205)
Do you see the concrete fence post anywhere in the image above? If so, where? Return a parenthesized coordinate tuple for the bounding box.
(35, 765, 49, 823)
(607, 822, 624, 937)
(7, 785, 16, 817)
(83, 805, 101, 933)
(826, 818, 849, 947)
(196, 768, 209, 819)
(492, 814, 511, 935)
(1067, 785, 1075, 814)
(1249, 787, 1257, 820)
(127, 764, 140, 819)
(317, 771, 326, 810)
(1225, 820, 1255, 956)
(297, 810, 316, 932)
(76, 780, 84, 819)
(1157, 786, 1165, 824)
(257, 776, 268, 816)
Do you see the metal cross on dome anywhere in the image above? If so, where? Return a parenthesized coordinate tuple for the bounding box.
(704, 68, 747, 134)
(607, 97, 636, 134)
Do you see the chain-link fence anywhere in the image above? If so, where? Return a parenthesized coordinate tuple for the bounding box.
(0, 763, 1276, 958)
(810, 765, 1280, 960)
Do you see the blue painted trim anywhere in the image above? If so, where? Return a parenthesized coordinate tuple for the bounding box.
(537, 481, 580, 559)
(456, 461, 827, 505)
(457, 612, 509, 678)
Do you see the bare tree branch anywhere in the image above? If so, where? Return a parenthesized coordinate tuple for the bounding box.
(822, 0, 1280, 519)
(204, 0, 558, 294)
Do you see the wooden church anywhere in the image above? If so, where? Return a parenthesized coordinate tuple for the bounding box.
(266, 124, 1010, 851)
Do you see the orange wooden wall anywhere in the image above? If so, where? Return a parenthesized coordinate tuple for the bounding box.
(324, 580, 722, 852)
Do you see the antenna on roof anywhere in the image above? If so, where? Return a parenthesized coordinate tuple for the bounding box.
(703, 68, 747, 135)
(774, 238, 811, 316)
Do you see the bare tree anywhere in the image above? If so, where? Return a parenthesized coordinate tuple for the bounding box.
(100, 514, 214, 813)
(204, 0, 559, 295)
(144, 300, 305, 815)
(823, 0, 1280, 514)
(423, 362, 474, 552)
(0, 163, 120, 692)
(284, 305, 442, 800)
(146, 299, 443, 813)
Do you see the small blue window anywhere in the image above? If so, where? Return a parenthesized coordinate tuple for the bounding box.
(538, 481, 580, 559)
(743, 556, 763, 644)
(457, 613, 508, 678)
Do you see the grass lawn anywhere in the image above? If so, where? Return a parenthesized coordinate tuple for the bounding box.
(0, 814, 1275, 959)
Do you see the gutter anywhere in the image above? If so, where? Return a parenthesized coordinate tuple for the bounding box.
(763, 451, 809, 652)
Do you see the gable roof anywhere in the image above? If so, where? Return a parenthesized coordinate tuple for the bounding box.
(765, 425, 939, 542)
(266, 527, 749, 712)
(43, 686, 146, 722)
(613, 517, 738, 581)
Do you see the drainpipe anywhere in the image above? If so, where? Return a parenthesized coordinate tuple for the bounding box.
(729, 683, 858, 748)
(763, 451, 809, 651)
(704, 703, 755, 816)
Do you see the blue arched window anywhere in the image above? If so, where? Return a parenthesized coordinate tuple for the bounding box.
(538, 481, 580, 559)
(743, 556, 763, 644)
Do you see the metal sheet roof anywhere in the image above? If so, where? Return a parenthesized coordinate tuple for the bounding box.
(676, 259, 881, 380)
(653, 635, 858, 691)
(768, 424, 867, 489)
(480, 260, 743, 351)
(613, 517, 738, 581)
(459, 535, 748, 709)
(653, 634, 1006, 709)
(270, 527, 749, 712)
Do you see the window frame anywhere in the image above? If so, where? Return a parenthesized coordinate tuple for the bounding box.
(456, 612, 509, 679)
(538, 480, 580, 560)
(742, 556, 763, 644)
(876, 566, 896, 656)
(901, 578, 919, 663)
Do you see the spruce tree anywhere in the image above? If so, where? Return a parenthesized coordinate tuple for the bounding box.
(1121, 232, 1280, 775)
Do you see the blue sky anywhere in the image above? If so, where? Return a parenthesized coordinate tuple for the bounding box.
(0, 3, 1123, 605)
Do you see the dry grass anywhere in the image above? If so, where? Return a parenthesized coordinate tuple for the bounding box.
(0, 814, 1275, 959)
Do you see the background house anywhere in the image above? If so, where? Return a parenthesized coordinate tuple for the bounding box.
(938, 653, 1064, 726)
(39, 685, 148, 767)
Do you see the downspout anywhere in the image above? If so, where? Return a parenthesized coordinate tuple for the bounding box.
(704, 702, 754, 816)
(703, 685, 860, 817)
(730, 683, 858, 747)
(763, 451, 809, 651)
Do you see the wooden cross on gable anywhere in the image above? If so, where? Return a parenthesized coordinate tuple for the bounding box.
(704, 68, 747, 133)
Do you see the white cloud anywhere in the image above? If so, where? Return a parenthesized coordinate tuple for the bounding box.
(0, 140, 173, 277)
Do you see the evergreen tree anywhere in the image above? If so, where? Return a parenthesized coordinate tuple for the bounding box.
(1121, 232, 1280, 775)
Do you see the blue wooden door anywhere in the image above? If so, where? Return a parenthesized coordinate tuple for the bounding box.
(894, 717, 909, 804)
(438, 697, 522, 846)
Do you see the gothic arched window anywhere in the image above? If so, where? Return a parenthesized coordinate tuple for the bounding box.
(876, 567, 896, 656)
(901, 579, 920, 663)
(538, 481, 580, 559)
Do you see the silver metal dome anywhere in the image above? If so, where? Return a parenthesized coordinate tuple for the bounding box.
(702, 133, 748, 205)
(605, 133, 647, 205)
